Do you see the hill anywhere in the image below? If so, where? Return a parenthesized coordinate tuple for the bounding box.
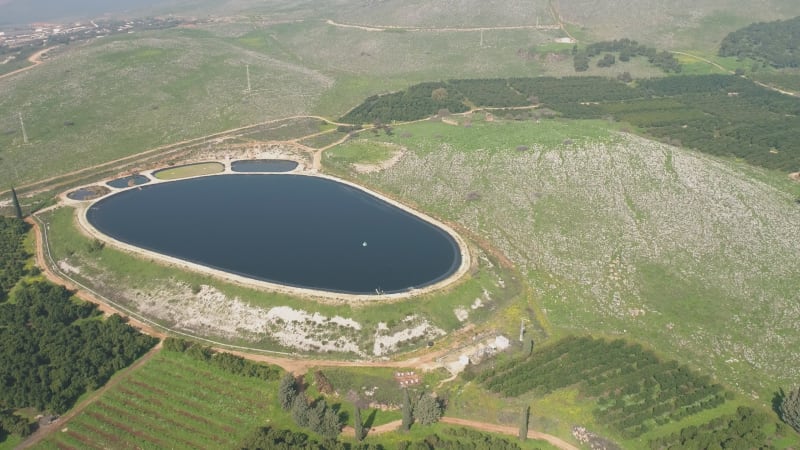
(325, 118, 800, 400)
(557, 0, 800, 52)
(719, 16, 800, 68)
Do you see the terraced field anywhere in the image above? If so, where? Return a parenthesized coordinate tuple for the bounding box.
(37, 350, 286, 449)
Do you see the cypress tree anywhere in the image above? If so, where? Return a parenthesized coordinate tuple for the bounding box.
(519, 405, 529, 440)
(401, 388, 412, 432)
(278, 373, 297, 410)
(780, 386, 800, 433)
(11, 187, 23, 219)
(354, 405, 364, 441)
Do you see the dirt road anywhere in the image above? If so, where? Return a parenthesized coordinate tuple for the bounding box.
(325, 19, 559, 33)
(441, 417, 579, 450)
(0, 46, 55, 81)
(342, 417, 578, 450)
(27, 217, 167, 339)
(222, 324, 474, 375)
(670, 51, 800, 98)
(17, 342, 164, 449)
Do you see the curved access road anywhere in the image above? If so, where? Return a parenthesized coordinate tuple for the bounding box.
(0, 46, 55, 81)
(441, 417, 579, 450)
(670, 50, 799, 98)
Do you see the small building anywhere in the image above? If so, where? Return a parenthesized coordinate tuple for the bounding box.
(458, 355, 470, 366)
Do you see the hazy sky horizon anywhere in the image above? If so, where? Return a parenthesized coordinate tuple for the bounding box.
(0, 0, 176, 25)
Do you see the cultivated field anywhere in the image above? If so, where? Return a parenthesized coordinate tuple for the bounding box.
(153, 161, 225, 180)
(324, 117, 800, 401)
(35, 349, 285, 449)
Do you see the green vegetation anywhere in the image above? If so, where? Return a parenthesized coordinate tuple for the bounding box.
(719, 16, 800, 68)
(324, 116, 800, 405)
(413, 393, 444, 425)
(0, 217, 156, 445)
(239, 426, 380, 449)
(0, 410, 34, 443)
(650, 407, 775, 450)
(339, 75, 800, 172)
(0, 217, 29, 296)
(153, 162, 225, 180)
(342, 82, 469, 124)
(0, 44, 38, 76)
(779, 387, 800, 433)
(162, 337, 281, 381)
(575, 39, 682, 73)
(38, 348, 285, 449)
(0, 282, 157, 414)
(5, 4, 800, 448)
(470, 336, 793, 447)
(239, 426, 534, 450)
(299, 130, 347, 149)
(478, 336, 728, 439)
(10, 188, 22, 219)
(278, 372, 343, 438)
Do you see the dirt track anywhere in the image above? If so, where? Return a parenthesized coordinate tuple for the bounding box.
(0, 46, 54, 81)
(27, 217, 167, 339)
(441, 417, 579, 450)
(341, 417, 578, 450)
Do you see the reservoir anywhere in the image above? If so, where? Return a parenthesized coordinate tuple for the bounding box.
(86, 174, 461, 294)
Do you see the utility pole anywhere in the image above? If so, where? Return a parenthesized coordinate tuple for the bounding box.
(18, 112, 28, 144)
(246, 64, 251, 93)
(519, 318, 526, 342)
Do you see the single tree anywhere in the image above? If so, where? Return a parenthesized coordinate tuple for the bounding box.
(291, 395, 310, 427)
(401, 388, 413, 431)
(354, 404, 364, 441)
(779, 386, 800, 433)
(519, 405, 530, 440)
(11, 187, 23, 219)
(431, 87, 448, 102)
(278, 373, 297, 410)
(318, 404, 343, 439)
(413, 393, 443, 425)
(524, 338, 534, 356)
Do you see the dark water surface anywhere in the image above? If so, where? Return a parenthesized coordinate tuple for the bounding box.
(107, 175, 151, 189)
(68, 186, 110, 201)
(231, 160, 298, 173)
(86, 174, 460, 294)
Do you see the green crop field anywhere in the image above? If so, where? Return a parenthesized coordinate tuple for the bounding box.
(153, 162, 225, 180)
(35, 349, 289, 449)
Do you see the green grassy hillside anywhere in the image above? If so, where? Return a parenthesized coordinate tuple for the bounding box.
(325, 118, 800, 401)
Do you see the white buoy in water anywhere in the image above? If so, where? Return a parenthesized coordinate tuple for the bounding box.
(362, 241, 368, 247)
